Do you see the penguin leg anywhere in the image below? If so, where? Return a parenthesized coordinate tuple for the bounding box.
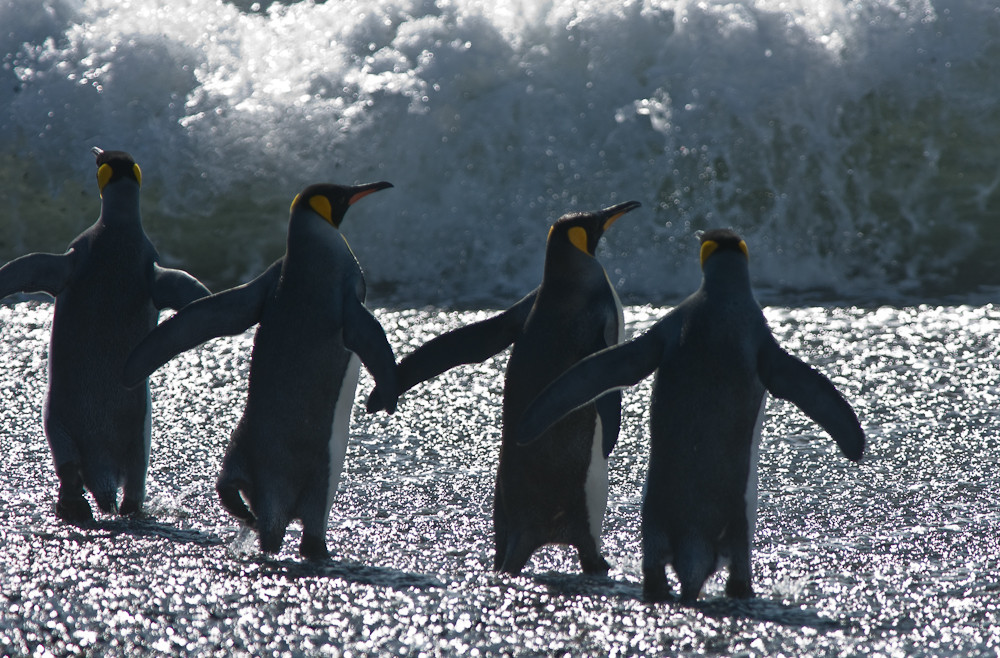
(118, 496, 141, 517)
(577, 547, 611, 576)
(53, 462, 94, 524)
(299, 534, 330, 561)
(120, 388, 152, 517)
(641, 559, 674, 603)
(119, 445, 149, 517)
(258, 525, 287, 556)
(296, 491, 332, 562)
(575, 532, 611, 575)
(641, 526, 674, 602)
(724, 535, 755, 599)
(45, 417, 93, 522)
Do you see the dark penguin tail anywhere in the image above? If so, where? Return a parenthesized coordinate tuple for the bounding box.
(92, 486, 119, 515)
(674, 533, 716, 604)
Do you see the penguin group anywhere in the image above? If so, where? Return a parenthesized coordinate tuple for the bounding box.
(0, 147, 865, 604)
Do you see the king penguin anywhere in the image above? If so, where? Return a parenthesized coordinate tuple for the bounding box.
(367, 200, 641, 574)
(124, 181, 398, 560)
(518, 228, 865, 603)
(0, 148, 210, 521)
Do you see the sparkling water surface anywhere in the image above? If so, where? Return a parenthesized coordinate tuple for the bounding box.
(1, 301, 998, 656)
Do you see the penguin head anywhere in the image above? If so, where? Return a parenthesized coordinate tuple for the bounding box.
(546, 200, 641, 257)
(290, 181, 393, 228)
(92, 147, 141, 197)
(698, 228, 748, 268)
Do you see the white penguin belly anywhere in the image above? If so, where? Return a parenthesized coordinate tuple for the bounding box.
(143, 383, 152, 466)
(584, 414, 609, 548)
(326, 354, 361, 516)
(745, 395, 768, 544)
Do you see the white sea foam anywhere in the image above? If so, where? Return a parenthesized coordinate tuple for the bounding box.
(2, 0, 997, 303)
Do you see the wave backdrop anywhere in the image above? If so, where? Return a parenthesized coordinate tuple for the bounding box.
(2, 0, 998, 304)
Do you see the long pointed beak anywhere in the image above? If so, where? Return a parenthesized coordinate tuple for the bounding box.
(348, 181, 394, 205)
(599, 200, 641, 231)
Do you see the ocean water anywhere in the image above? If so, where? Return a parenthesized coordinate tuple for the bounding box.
(2, 0, 999, 304)
(0, 301, 998, 656)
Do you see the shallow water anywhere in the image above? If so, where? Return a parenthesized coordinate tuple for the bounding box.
(1, 301, 999, 656)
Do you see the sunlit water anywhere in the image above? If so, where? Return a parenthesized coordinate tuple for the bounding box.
(1, 301, 998, 656)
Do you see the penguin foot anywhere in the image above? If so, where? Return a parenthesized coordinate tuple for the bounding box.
(579, 554, 611, 576)
(300, 535, 331, 561)
(724, 576, 755, 599)
(118, 497, 142, 517)
(55, 495, 94, 524)
(642, 569, 675, 603)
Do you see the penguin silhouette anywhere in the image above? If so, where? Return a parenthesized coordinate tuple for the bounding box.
(124, 182, 398, 560)
(368, 201, 641, 574)
(0, 148, 210, 521)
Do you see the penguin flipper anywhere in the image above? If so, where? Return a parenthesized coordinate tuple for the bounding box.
(0, 249, 79, 300)
(367, 290, 537, 412)
(343, 294, 399, 413)
(150, 263, 212, 311)
(518, 325, 670, 446)
(123, 262, 279, 388)
(758, 340, 866, 462)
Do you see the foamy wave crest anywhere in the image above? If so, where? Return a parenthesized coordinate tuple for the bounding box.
(2, 0, 998, 304)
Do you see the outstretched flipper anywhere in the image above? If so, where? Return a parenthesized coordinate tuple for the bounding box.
(757, 339, 866, 462)
(0, 249, 80, 300)
(150, 263, 211, 311)
(342, 293, 399, 413)
(518, 320, 678, 446)
(123, 263, 280, 388)
(365, 290, 537, 412)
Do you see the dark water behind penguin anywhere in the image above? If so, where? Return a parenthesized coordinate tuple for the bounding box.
(0, 148, 210, 521)
(124, 181, 398, 560)
(368, 200, 641, 575)
(518, 228, 865, 602)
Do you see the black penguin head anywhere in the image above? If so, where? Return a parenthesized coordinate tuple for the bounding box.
(547, 200, 641, 257)
(290, 181, 393, 228)
(698, 228, 749, 268)
(92, 147, 141, 196)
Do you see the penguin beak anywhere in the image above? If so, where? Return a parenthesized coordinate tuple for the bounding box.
(598, 200, 641, 232)
(348, 181, 393, 206)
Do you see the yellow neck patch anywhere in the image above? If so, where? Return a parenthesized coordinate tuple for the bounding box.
(568, 226, 589, 254)
(132, 164, 142, 186)
(309, 195, 334, 224)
